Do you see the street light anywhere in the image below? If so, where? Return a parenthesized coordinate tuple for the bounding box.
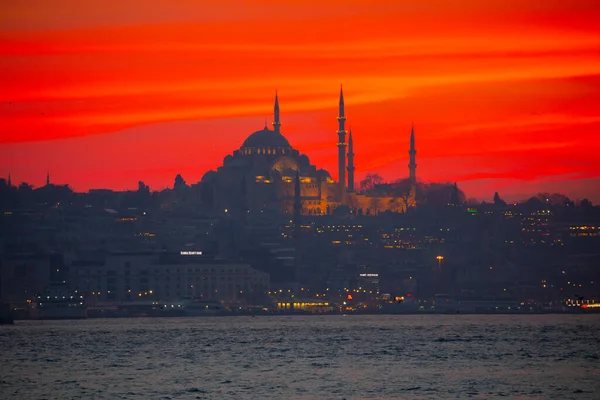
(436, 255, 444, 268)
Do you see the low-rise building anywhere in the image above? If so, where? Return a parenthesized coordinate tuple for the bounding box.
(70, 251, 269, 304)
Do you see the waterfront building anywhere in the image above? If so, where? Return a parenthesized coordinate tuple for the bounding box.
(70, 251, 269, 304)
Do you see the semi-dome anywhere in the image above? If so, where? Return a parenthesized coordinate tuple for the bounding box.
(242, 127, 291, 148)
(316, 169, 332, 179)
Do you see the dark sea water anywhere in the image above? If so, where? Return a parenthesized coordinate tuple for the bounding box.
(1, 315, 599, 400)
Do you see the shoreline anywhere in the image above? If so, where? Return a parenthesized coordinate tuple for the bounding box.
(7, 309, 598, 321)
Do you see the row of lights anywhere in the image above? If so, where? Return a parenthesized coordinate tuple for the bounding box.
(89, 290, 154, 296)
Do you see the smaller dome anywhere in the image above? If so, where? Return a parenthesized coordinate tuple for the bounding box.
(298, 154, 309, 166)
(201, 170, 217, 182)
(242, 127, 291, 148)
(316, 169, 331, 179)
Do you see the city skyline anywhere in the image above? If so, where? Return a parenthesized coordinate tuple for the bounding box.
(2, 3, 600, 398)
(2, 0, 600, 202)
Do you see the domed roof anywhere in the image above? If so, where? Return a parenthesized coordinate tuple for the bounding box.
(201, 170, 217, 182)
(316, 169, 332, 178)
(242, 127, 291, 148)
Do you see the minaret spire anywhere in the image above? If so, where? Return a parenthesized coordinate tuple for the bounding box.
(408, 124, 417, 185)
(46, 171, 50, 186)
(339, 85, 345, 118)
(273, 90, 281, 134)
(347, 128, 355, 192)
(7, 171, 11, 187)
(337, 85, 347, 193)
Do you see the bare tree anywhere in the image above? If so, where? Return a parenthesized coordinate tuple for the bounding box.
(392, 178, 416, 210)
(359, 173, 384, 192)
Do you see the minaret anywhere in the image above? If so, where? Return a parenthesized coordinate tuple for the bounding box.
(7, 172, 11, 187)
(337, 86, 347, 192)
(347, 129, 355, 192)
(294, 169, 301, 220)
(46, 171, 50, 186)
(450, 182, 460, 206)
(240, 174, 248, 214)
(273, 91, 281, 135)
(408, 124, 417, 184)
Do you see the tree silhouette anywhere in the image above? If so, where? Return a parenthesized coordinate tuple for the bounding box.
(421, 182, 465, 207)
(359, 173, 384, 192)
(391, 178, 416, 210)
(580, 198, 593, 210)
(536, 192, 568, 205)
(523, 196, 544, 211)
(493, 192, 507, 206)
(138, 181, 150, 194)
(563, 197, 574, 208)
(174, 174, 187, 189)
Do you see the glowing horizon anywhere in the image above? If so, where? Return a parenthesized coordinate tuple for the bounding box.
(1, 0, 600, 202)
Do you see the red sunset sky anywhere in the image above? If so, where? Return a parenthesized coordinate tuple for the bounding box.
(1, 0, 600, 202)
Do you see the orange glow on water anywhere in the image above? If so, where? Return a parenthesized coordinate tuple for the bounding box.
(1, 0, 600, 201)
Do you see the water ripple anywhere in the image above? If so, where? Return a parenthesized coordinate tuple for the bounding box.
(1, 315, 599, 399)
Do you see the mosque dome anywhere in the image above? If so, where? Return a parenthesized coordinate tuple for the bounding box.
(242, 127, 291, 148)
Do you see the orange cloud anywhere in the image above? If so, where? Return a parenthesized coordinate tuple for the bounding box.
(1, 0, 599, 201)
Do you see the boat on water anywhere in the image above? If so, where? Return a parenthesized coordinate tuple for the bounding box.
(380, 294, 529, 314)
(181, 298, 225, 316)
(87, 299, 226, 318)
(431, 294, 528, 314)
(381, 297, 432, 314)
(158, 298, 226, 316)
(30, 295, 87, 320)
